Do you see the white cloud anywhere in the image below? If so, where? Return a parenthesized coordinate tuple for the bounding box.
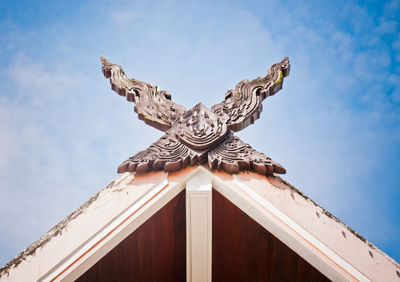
(110, 11, 138, 24)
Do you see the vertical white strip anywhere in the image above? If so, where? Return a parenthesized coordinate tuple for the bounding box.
(186, 170, 212, 282)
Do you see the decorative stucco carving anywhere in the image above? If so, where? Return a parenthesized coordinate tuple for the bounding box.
(171, 103, 228, 150)
(101, 57, 187, 131)
(117, 135, 193, 174)
(101, 56, 290, 175)
(211, 56, 290, 132)
(208, 133, 286, 174)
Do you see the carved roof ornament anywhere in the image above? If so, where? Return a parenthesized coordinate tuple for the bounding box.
(101, 56, 290, 175)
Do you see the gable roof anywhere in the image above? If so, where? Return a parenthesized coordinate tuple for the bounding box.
(0, 166, 399, 281)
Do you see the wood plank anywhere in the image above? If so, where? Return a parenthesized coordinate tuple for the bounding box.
(212, 189, 330, 282)
(75, 190, 186, 282)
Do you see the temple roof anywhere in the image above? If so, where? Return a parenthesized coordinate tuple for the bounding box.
(0, 166, 399, 281)
(2, 57, 399, 281)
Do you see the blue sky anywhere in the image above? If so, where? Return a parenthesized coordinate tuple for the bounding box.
(0, 0, 399, 266)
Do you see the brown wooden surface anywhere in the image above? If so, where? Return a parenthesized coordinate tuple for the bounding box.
(212, 189, 330, 282)
(103, 56, 288, 176)
(75, 190, 186, 282)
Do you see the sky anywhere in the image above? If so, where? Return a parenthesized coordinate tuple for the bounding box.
(0, 0, 399, 267)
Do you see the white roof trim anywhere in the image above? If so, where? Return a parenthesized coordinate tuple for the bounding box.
(41, 177, 170, 281)
(41, 167, 208, 282)
(228, 175, 369, 281)
(1, 166, 398, 281)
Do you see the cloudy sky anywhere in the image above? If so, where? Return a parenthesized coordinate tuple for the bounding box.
(0, 0, 399, 266)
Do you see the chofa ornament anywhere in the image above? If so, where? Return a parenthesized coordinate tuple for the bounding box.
(101, 56, 290, 175)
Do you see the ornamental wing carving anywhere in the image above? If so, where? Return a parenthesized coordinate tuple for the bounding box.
(211, 57, 290, 132)
(208, 133, 286, 175)
(117, 134, 194, 174)
(101, 57, 187, 132)
(101, 56, 290, 176)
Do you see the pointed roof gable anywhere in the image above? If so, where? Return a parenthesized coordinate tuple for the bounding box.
(0, 166, 399, 281)
(1, 55, 398, 281)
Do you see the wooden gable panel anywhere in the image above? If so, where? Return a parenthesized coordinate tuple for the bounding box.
(76, 190, 186, 282)
(212, 189, 330, 282)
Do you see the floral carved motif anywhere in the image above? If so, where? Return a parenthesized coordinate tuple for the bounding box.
(171, 103, 228, 150)
(117, 135, 193, 173)
(208, 133, 285, 175)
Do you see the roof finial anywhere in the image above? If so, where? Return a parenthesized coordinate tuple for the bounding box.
(101, 56, 290, 175)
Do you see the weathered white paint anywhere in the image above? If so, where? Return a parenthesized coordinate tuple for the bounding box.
(1, 166, 399, 282)
(0, 170, 172, 282)
(230, 175, 370, 281)
(231, 171, 400, 282)
(186, 169, 212, 282)
(42, 177, 172, 281)
(39, 166, 202, 282)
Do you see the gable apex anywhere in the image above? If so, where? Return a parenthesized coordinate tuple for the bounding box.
(0, 166, 399, 281)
